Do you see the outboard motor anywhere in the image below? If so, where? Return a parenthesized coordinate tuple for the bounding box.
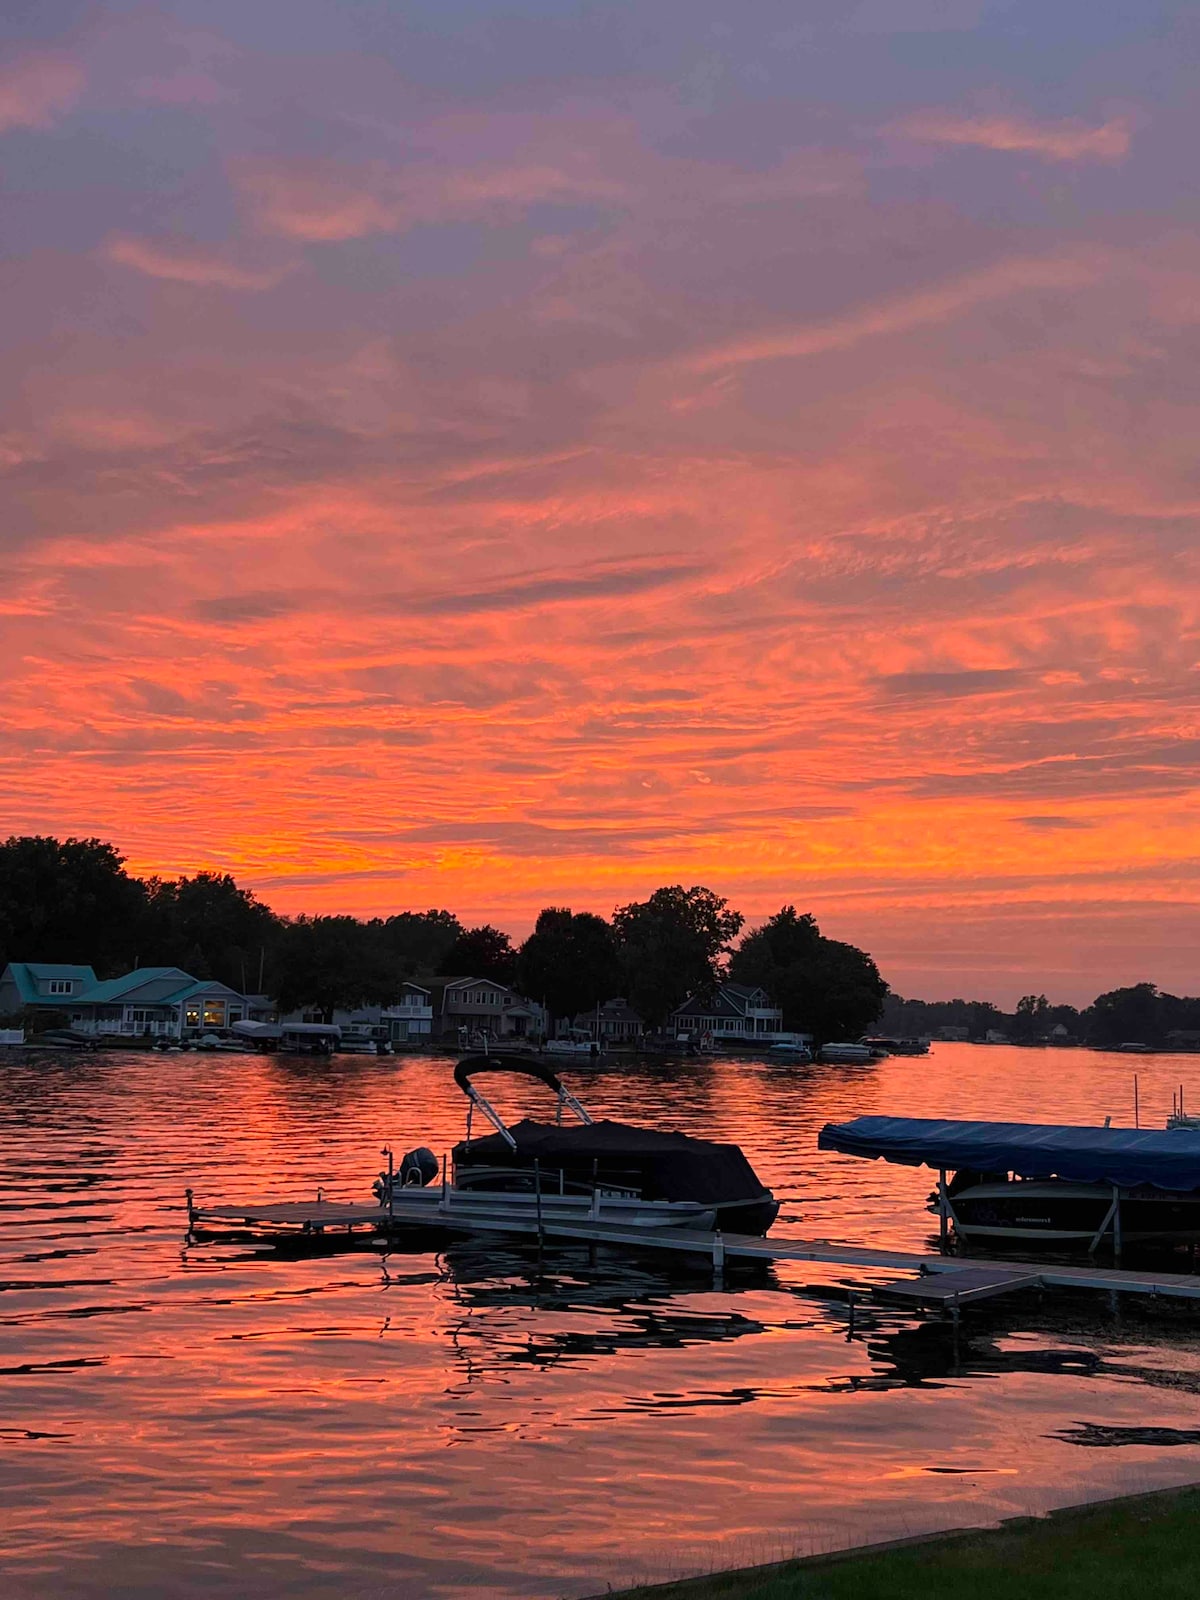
(400, 1146, 439, 1187)
(373, 1145, 439, 1202)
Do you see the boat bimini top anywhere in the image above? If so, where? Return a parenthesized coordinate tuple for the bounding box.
(453, 1054, 593, 1149)
(818, 1116, 1200, 1193)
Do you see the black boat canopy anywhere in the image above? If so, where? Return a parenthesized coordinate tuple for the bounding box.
(818, 1116, 1200, 1193)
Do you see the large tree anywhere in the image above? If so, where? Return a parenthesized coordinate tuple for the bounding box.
(1083, 982, 1163, 1046)
(729, 905, 888, 1043)
(0, 835, 147, 976)
(143, 871, 282, 991)
(379, 910, 463, 977)
(275, 915, 404, 1017)
(516, 907, 622, 1025)
(611, 885, 744, 1027)
(438, 924, 517, 985)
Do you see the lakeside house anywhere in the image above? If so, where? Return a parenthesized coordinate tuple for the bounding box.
(429, 978, 546, 1043)
(0, 962, 249, 1041)
(280, 982, 435, 1045)
(669, 982, 794, 1044)
(568, 997, 646, 1044)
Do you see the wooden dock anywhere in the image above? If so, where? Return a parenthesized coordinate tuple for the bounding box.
(185, 1190, 1200, 1308)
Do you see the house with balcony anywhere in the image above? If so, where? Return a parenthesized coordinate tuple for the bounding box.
(432, 978, 546, 1044)
(669, 982, 789, 1044)
(279, 983, 434, 1045)
(0, 962, 249, 1040)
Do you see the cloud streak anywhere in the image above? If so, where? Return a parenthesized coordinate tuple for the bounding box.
(104, 234, 294, 291)
(894, 109, 1133, 163)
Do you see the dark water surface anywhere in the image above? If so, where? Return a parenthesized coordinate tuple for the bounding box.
(2, 1044, 1200, 1598)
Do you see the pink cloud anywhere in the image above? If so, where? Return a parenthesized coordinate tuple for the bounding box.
(894, 109, 1133, 162)
(0, 52, 83, 130)
(236, 154, 625, 241)
(683, 251, 1100, 372)
(104, 234, 294, 291)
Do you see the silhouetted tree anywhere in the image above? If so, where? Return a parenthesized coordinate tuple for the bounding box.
(379, 910, 463, 977)
(730, 905, 888, 1043)
(439, 924, 517, 984)
(143, 872, 282, 992)
(0, 835, 147, 976)
(275, 915, 403, 1017)
(516, 908, 622, 1026)
(611, 885, 744, 1027)
(1083, 983, 1163, 1046)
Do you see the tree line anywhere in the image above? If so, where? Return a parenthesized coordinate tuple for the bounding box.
(881, 985, 1200, 1047)
(0, 836, 889, 1039)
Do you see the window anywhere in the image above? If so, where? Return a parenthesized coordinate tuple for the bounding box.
(227, 1008, 243, 1023)
(185, 1004, 201, 1027)
(47, 980, 73, 995)
(203, 1001, 225, 1027)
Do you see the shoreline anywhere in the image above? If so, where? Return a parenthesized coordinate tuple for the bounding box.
(586, 1481, 1200, 1599)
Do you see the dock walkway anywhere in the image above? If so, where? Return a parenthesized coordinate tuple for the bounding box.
(186, 1191, 1200, 1307)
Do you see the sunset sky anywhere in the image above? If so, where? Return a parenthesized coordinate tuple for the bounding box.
(2, 1, 1198, 1004)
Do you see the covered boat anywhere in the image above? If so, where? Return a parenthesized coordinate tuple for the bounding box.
(818, 1115, 1200, 1253)
(377, 1056, 779, 1235)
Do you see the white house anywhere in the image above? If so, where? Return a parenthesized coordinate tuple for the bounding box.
(279, 982, 434, 1044)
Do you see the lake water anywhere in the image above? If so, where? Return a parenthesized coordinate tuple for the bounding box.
(2, 1043, 1200, 1598)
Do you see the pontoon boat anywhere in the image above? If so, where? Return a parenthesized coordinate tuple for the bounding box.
(819, 1115, 1200, 1253)
(374, 1056, 780, 1235)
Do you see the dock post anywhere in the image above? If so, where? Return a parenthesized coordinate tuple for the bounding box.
(938, 1170, 949, 1246)
(185, 1187, 195, 1242)
(712, 1230, 725, 1287)
(847, 1291, 856, 1339)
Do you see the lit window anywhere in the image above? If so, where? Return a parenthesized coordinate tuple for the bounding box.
(203, 1001, 224, 1027)
(185, 1004, 201, 1027)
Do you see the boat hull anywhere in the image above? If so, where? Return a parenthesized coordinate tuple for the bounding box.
(937, 1179, 1200, 1247)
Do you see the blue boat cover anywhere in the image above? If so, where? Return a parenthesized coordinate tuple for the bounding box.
(818, 1116, 1200, 1193)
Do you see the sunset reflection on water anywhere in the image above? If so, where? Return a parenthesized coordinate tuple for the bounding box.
(2, 1044, 1199, 1598)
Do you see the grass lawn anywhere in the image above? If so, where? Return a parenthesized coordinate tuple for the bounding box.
(594, 1486, 1200, 1600)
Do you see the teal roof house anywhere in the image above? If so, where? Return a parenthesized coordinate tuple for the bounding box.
(0, 962, 248, 1040)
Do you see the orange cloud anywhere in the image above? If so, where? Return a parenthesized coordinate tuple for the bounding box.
(0, 52, 83, 130)
(894, 109, 1133, 162)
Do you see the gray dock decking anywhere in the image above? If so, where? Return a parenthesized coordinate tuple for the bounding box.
(186, 1191, 1200, 1306)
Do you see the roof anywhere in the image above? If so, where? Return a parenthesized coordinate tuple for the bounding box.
(1, 963, 97, 1003)
(819, 1116, 1200, 1193)
(673, 983, 776, 1020)
(79, 969, 243, 1006)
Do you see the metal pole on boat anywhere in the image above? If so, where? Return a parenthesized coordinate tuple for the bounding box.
(385, 1147, 394, 1222)
(442, 1152, 448, 1210)
(1112, 1185, 1122, 1264)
